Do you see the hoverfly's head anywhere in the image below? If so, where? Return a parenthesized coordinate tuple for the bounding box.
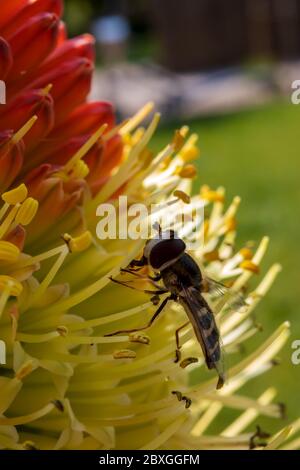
(143, 224, 186, 271)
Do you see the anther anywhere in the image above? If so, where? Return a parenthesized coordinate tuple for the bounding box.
(23, 440, 39, 450)
(2, 184, 28, 205)
(180, 357, 198, 369)
(129, 333, 150, 345)
(52, 400, 64, 413)
(56, 326, 68, 337)
(151, 295, 160, 306)
(174, 349, 181, 363)
(113, 350, 136, 359)
(171, 390, 182, 401)
(182, 396, 192, 409)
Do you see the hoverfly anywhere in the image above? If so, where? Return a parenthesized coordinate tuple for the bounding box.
(105, 225, 246, 390)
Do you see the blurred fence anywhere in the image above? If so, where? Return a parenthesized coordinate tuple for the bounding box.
(148, 0, 300, 70)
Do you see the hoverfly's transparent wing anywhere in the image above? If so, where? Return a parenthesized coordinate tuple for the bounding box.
(201, 277, 248, 314)
(215, 335, 227, 389)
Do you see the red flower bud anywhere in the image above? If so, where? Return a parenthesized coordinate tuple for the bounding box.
(0, 37, 13, 80)
(25, 163, 86, 243)
(37, 34, 95, 77)
(4, 224, 26, 251)
(29, 57, 93, 125)
(29, 101, 114, 170)
(6, 13, 60, 80)
(0, 0, 122, 208)
(0, 0, 28, 30)
(1, 0, 63, 39)
(28, 135, 89, 170)
(90, 134, 123, 194)
(23, 96, 55, 152)
(54, 101, 115, 139)
(101, 134, 123, 177)
(0, 89, 54, 146)
(57, 21, 67, 45)
(85, 144, 105, 196)
(0, 130, 24, 191)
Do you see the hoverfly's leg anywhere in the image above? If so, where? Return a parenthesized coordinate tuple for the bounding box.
(128, 256, 147, 269)
(149, 273, 162, 282)
(120, 268, 142, 276)
(120, 268, 162, 286)
(249, 426, 271, 450)
(104, 294, 174, 337)
(109, 276, 168, 296)
(174, 321, 190, 363)
(108, 276, 142, 291)
(152, 222, 162, 237)
(144, 288, 168, 295)
(174, 323, 199, 368)
(118, 256, 147, 274)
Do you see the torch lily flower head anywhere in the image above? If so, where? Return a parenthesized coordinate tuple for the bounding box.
(0, 0, 299, 451)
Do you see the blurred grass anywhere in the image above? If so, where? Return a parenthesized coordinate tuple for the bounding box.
(151, 99, 300, 433)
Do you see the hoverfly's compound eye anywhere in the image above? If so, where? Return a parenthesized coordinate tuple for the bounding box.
(149, 238, 186, 270)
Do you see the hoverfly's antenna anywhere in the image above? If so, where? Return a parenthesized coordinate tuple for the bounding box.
(152, 223, 177, 240)
(153, 222, 162, 238)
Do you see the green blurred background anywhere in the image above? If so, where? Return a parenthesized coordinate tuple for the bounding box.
(64, 0, 300, 432)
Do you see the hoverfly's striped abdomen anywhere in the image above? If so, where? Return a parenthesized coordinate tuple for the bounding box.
(180, 294, 222, 369)
(159, 251, 225, 388)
